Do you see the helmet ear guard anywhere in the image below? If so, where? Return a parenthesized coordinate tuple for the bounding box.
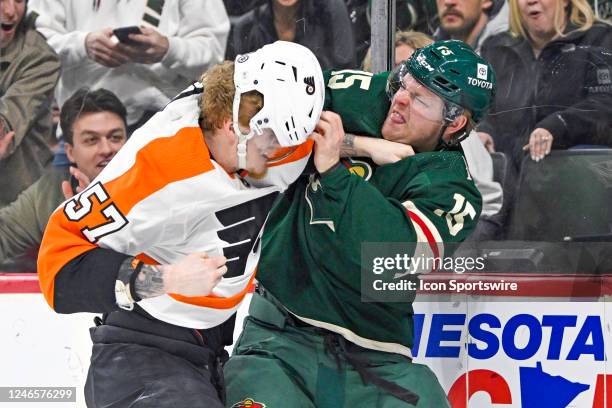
(233, 41, 325, 169)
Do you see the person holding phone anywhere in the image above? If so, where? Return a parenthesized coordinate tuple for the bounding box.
(29, 0, 230, 134)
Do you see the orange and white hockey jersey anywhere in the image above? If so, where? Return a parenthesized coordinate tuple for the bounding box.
(37, 83, 312, 329)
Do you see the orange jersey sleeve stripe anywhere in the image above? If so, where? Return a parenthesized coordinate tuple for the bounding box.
(267, 140, 313, 167)
(38, 127, 214, 309)
(136, 253, 161, 265)
(169, 269, 257, 309)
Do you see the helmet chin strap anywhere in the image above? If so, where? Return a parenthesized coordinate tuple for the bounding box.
(232, 91, 254, 171)
(233, 123, 252, 170)
(434, 123, 451, 151)
(435, 102, 469, 151)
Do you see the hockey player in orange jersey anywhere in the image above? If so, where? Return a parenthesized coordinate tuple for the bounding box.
(37, 41, 325, 407)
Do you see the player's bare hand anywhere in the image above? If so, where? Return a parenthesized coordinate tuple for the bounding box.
(0, 130, 15, 160)
(312, 111, 344, 173)
(162, 253, 227, 297)
(358, 136, 414, 165)
(478, 132, 495, 153)
(85, 28, 130, 67)
(523, 128, 553, 162)
(61, 166, 92, 199)
(116, 26, 169, 64)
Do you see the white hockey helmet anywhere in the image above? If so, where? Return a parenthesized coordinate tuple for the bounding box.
(233, 41, 325, 169)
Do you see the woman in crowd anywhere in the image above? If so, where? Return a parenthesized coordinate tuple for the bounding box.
(226, 0, 356, 69)
(478, 0, 612, 168)
(361, 30, 432, 71)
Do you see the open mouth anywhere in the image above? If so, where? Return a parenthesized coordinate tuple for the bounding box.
(1, 23, 15, 32)
(528, 10, 541, 18)
(390, 110, 406, 124)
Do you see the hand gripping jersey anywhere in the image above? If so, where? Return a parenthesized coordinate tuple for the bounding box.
(257, 70, 482, 357)
(37, 83, 312, 329)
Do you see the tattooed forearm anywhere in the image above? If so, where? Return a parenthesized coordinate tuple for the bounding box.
(340, 133, 357, 157)
(134, 264, 166, 299)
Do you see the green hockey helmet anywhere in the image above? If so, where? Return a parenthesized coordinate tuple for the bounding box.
(387, 40, 496, 123)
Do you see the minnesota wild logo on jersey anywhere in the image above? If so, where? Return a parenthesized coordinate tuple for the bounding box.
(343, 158, 373, 180)
(231, 398, 266, 408)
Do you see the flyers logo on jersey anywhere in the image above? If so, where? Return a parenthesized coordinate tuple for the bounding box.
(231, 398, 266, 408)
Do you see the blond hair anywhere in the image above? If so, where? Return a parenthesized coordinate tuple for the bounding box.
(362, 30, 433, 72)
(199, 61, 263, 132)
(395, 30, 434, 49)
(509, 0, 595, 39)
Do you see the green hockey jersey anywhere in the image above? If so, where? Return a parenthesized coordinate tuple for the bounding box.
(323, 69, 389, 137)
(256, 69, 482, 357)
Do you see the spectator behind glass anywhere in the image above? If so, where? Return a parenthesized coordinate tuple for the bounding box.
(0, 88, 127, 266)
(29, 0, 229, 134)
(347, 0, 439, 67)
(434, 0, 509, 53)
(0, 0, 60, 206)
(479, 0, 612, 167)
(226, 0, 356, 69)
(362, 30, 433, 71)
(223, 0, 265, 16)
(398, 0, 440, 35)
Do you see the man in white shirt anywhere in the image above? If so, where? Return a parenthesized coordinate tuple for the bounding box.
(30, 0, 230, 132)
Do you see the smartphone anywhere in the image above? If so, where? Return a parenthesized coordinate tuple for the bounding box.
(112, 26, 143, 45)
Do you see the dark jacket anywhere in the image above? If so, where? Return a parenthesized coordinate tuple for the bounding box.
(479, 23, 612, 168)
(226, 0, 356, 70)
(0, 13, 60, 205)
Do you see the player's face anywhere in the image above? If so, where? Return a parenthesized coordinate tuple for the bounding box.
(65, 112, 127, 181)
(437, 0, 491, 36)
(245, 129, 282, 178)
(381, 74, 447, 152)
(518, 0, 567, 42)
(0, 0, 26, 48)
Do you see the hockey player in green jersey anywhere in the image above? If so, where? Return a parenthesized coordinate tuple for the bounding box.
(225, 40, 496, 407)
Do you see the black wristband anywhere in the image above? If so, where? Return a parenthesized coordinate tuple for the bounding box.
(129, 260, 144, 302)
